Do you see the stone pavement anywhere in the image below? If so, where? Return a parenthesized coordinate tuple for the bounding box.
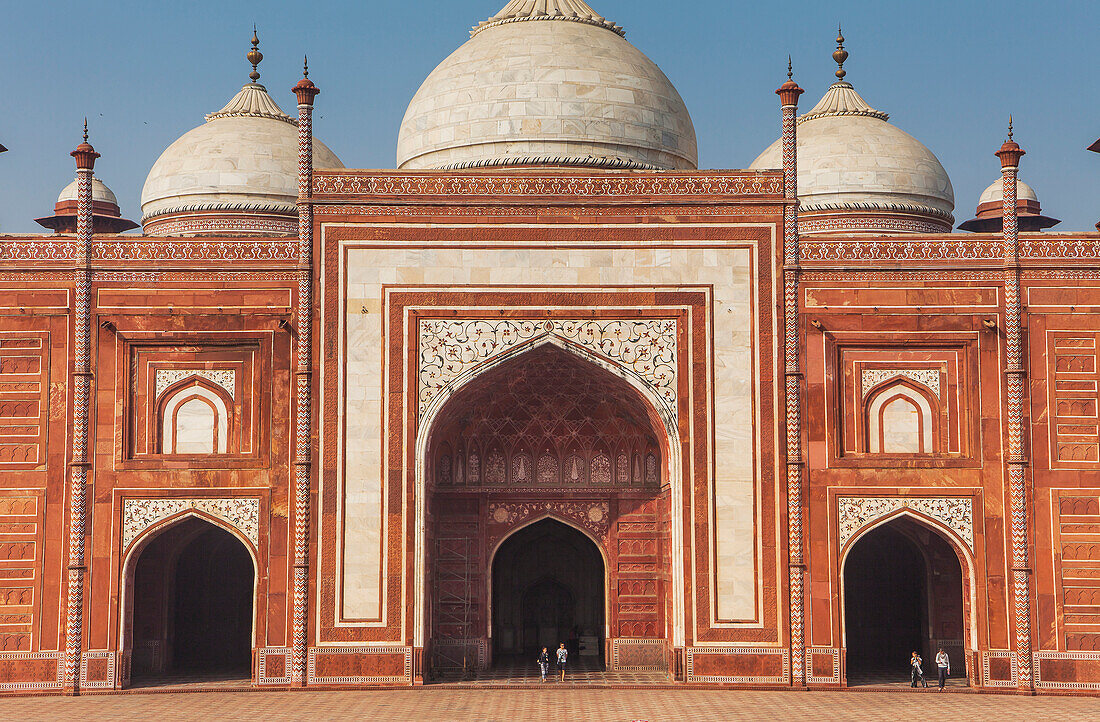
(5, 688, 1099, 721)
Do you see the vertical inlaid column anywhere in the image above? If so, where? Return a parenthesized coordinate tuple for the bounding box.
(65, 122, 99, 693)
(996, 122, 1034, 690)
(291, 60, 319, 687)
(776, 63, 806, 686)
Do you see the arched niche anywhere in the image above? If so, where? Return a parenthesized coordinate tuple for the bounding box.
(416, 339, 679, 672)
(840, 513, 973, 686)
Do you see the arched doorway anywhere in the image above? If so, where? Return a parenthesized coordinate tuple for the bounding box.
(842, 516, 967, 686)
(423, 341, 672, 676)
(492, 518, 605, 662)
(129, 516, 255, 684)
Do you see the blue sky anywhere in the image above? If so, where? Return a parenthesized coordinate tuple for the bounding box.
(2, 0, 1098, 232)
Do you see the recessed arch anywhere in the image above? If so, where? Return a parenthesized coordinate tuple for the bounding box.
(158, 378, 233, 454)
(414, 334, 684, 655)
(488, 517, 607, 662)
(866, 381, 936, 454)
(839, 512, 975, 686)
(119, 512, 258, 687)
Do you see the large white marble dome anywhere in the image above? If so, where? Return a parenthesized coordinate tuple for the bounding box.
(750, 68, 954, 234)
(396, 0, 698, 171)
(141, 77, 343, 236)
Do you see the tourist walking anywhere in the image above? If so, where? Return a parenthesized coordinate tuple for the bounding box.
(556, 642, 568, 682)
(537, 647, 550, 681)
(935, 647, 950, 690)
(910, 651, 927, 688)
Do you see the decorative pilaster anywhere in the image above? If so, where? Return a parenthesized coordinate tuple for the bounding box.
(996, 119, 1034, 691)
(777, 61, 806, 687)
(291, 59, 319, 688)
(64, 121, 99, 694)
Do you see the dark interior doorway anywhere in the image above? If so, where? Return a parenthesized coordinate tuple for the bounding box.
(843, 517, 966, 685)
(130, 517, 254, 683)
(492, 518, 604, 665)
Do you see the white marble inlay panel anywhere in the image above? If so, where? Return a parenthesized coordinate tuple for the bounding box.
(861, 368, 940, 397)
(837, 496, 973, 551)
(418, 318, 677, 419)
(122, 497, 260, 550)
(339, 242, 759, 623)
(155, 368, 236, 400)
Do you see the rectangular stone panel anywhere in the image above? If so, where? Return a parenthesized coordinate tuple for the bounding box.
(307, 646, 412, 685)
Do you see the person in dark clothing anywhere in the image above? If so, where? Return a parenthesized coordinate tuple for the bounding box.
(910, 651, 927, 688)
(537, 647, 550, 681)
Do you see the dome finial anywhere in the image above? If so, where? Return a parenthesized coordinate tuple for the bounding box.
(1007, 115, 1014, 141)
(247, 26, 263, 83)
(833, 25, 848, 81)
(303, 55, 309, 78)
(788, 55, 793, 80)
(82, 117, 88, 143)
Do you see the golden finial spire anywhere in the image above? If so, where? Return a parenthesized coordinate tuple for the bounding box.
(82, 118, 88, 143)
(247, 26, 263, 82)
(303, 55, 309, 78)
(1008, 115, 1014, 141)
(788, 55, 793, 80)
(833, 25, 848, 81)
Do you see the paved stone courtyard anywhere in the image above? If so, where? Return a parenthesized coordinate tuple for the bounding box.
(5, 688, 1098, 721)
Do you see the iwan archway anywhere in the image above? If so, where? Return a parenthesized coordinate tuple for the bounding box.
(420, 340, 675, 677)
(840, 514, 971, 686)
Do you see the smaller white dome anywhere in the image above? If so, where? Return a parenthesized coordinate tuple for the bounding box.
(978, 177, 1039, 205)
(141, 81, 343, 235)
(58, 177, 118, 206)
(749, 75, 954, 233)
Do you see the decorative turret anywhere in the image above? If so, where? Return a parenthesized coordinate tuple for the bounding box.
(35, 175, 138, 234)
(36, 122, 138, 234)
(959, 123, 1058, 233)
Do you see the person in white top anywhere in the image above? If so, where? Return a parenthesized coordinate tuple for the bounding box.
(556, 642, 568, 682)
(935, 647, 951, 690)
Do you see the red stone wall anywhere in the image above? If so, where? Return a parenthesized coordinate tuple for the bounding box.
(0, 238, 299, 690)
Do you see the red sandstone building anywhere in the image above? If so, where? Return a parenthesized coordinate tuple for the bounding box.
(1, 2, 1099, 696)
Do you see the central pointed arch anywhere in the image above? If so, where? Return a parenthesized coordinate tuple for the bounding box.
(414, 333, 683, 665)
(489, 517, 607, 661)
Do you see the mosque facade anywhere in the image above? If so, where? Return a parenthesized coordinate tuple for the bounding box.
(1, 1, 1100, 695)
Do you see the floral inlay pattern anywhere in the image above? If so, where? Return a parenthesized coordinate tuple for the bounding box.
(487, 501, 611, 539)
(418, 318, 677, 420)
(837, 496, 973, 551)
(155, 369, 237, 400)
(122, 497, 260, 550)
(861, 368, 941, 398)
